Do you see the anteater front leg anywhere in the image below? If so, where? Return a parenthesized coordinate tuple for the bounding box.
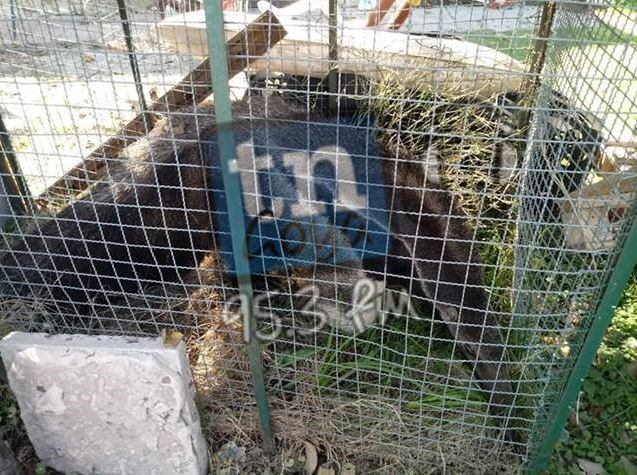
(385, 161, 514, 413)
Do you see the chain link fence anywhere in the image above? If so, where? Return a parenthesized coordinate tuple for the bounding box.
(0, 0, 635, 471)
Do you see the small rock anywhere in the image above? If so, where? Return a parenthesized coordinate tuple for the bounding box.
(213, 441, 246, 475)
(304, 442, 318, 475)
(625, 360, 637, 379)
(317, 464, 336, 475)
(577, 458, 606, 475)
(620, 430, 632, 445)
(559, 428, 571, 443)
(340, 462, 356, 475)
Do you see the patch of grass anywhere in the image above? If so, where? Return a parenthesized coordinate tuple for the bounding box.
(0, 369, 41, 472)
(549, 272, 637, 474)
(0, 378, 22, 449)
(465, 19, 637, 65)
(612, 0, 637, 11)
(465, 29, 534, 63)
(554, 21, 637, 48)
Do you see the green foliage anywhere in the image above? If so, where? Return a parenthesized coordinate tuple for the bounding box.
(613, 0, 637, 10)
(0, 371, 21, 446)
(465, 29, 534, 63)
(549, 273, 637, 473)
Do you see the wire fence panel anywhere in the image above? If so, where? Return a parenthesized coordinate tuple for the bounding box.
(0, 0, 635, 472)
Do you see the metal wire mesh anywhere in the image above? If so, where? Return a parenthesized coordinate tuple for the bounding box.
(0, 0, 635, 471)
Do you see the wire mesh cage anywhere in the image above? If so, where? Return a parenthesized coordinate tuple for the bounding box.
(0, 0, 635, 472)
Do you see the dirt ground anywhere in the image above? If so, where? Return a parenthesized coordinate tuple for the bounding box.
(0, 9, 199, 195)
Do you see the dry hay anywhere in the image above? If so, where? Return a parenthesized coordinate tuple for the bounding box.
(178, 259, 522, 472)
(0, 257, 522, 472)
(0, 85, 545, 471)
(365, 70, 525, 233)
(183, 281, 521, 474)
(0, 274, 521, 474)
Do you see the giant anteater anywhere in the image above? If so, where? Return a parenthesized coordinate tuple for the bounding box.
(1, 95, 520, 418)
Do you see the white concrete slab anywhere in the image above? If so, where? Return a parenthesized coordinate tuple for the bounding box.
(0, 332, 208, 475)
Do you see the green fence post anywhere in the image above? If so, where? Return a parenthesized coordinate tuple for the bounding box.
(530, 208, 637, 473)
(202, 1, 275, 453)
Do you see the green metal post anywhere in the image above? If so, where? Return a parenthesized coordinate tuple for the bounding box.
(530, 209, 637, 473)
(202, 0, 274, 453)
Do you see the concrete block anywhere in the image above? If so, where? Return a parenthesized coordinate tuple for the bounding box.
(0, 332, 208, 474)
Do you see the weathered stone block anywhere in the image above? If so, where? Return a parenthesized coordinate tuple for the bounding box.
(0, 332, 208, 474)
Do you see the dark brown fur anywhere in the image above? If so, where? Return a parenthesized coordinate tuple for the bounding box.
(0, 98, 291, 317)
(377, 157, 513, 411)
(0, 95, 514, 421)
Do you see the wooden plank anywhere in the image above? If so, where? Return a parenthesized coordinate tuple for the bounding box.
(561, 169, 637, 212)
(158, 11, 526, 99)
(44, 12, 286, 200)
(561, 168, 637, 250)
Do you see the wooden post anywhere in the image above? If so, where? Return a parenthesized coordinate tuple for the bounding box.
(328, 0, 339, 115)
(0, 113, 33, 219)
(526, 1, 557, 94)
(519, 1, 557, 126)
